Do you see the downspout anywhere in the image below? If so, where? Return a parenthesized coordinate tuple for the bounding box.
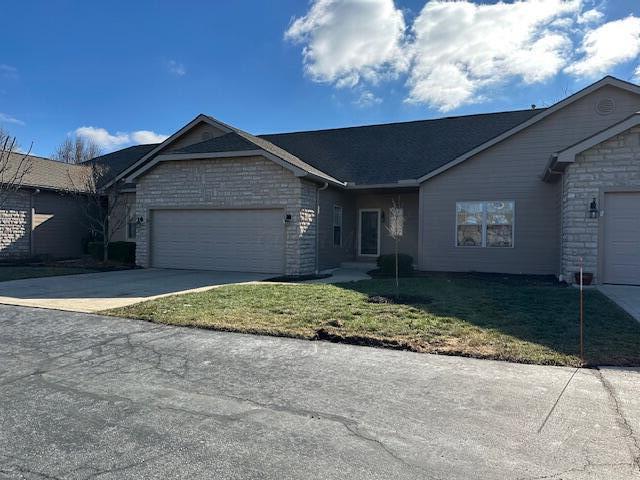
(315, 182, 329, 275)
(558, 173, 565, 282)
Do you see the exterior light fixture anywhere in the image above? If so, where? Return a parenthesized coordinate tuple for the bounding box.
(136, 216, 145, 225)
(588, 197, 599, 219)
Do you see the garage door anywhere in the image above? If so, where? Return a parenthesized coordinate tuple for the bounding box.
(151, 209, 284, 273)
(603, 192, 640, 285)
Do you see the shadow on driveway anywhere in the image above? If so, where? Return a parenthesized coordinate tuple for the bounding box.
(0, 268, 273, 312)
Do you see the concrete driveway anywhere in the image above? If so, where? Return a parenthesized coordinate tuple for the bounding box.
(0, 305, 639, 479)
(0, 269, 272, 312)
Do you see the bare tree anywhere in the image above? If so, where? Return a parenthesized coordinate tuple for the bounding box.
(386, 199, 405, 298)
(0, 128, 33, 209)
(53, 136, 102, 164)
(67, 162, 126, 262)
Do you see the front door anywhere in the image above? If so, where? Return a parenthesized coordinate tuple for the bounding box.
(359, 209, 380, 256)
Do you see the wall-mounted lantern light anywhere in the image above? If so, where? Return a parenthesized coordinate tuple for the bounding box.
(284, 214, 292, 224)
(588, 197, 599, 219)
(136, 216, 145, 225)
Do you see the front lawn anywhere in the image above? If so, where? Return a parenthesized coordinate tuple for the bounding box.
(0, 266, 99, 282)
(105, 273, 640, 367)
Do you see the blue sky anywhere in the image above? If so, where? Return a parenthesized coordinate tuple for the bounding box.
(1, 0, 640, 157)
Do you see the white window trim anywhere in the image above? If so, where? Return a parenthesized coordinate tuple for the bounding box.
(333, 205, 343, 247)
(455, 201, 515, 249)
(358, 208, 381, 257)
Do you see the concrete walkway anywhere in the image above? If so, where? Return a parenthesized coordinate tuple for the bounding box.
(599, 284, 640, 322)
(0, 269, 272, 313)
(305, 262, 375, 284)
(0, 304, 639, 479)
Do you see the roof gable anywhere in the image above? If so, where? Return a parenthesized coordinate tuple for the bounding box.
(415, 76, 640, 183)
(544, 111, 640, 181)
(122, 114, 344, 186)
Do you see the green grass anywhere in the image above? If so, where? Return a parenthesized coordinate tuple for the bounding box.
(105, 273, 640, 367)
(0, 266, 98, 282)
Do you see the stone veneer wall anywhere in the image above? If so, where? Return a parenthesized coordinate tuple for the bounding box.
(561, 125, 640, 283)
(0, 190, 31, 258)
(135, 156, 318, 275)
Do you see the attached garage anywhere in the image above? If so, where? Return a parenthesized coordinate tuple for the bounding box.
(602, 192, 640, 285)
(150, 208, 285, 274)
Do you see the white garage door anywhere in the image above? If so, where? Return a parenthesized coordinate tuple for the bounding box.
(151, 209, 285, 274)
(603, 192, 640, 285)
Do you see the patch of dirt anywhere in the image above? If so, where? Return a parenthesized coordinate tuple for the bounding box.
(367, 294, 432, 305)
(314, 328, 427, 353)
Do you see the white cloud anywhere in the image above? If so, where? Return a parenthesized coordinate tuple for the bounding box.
(566, 16, 640, 77)
(0, 113, 25, 126)
(635, 65, 640, 83)
(577, 8, 604, 24)
(354, 90, 382, 107)
(130, 130, 169, 144)
(286, 1, 640, 111)
(75, 126, 167, 150)
(407, 0, 581, 111)
(167, 60, 186, 77)
(285, 0, 407, 88)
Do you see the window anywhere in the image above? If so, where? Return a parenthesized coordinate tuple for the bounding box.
(456, 201, 514, 248)
(126, 206, 137, 241)
(333, 205, 342, 247)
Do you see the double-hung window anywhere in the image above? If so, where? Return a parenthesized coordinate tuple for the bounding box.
(333, 205, 343, 247)
(456, 201, 514, 248)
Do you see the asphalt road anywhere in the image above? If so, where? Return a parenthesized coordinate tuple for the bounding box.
(0, 305, 638, 479)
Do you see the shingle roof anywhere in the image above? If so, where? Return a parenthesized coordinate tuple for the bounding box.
(172, 132, 257, 154)
(259, 109, 545, 184)
(1, 151, 90, 192)
(87, 143, 159, 186)
(98, 108, 546, 186)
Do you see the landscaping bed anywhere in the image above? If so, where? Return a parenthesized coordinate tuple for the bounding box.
(105, 273, 640, 367)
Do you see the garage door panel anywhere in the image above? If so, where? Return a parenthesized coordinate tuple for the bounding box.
(603, 193, 640, 285)
(151, 209, 284, 273)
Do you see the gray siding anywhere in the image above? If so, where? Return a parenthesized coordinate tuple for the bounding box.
(419, 84, 640, 275)
(318, 187, 356, 269)
(356, 191, 419, 262)
(33, 191, 86, 259)
(167, 122, 227, 151)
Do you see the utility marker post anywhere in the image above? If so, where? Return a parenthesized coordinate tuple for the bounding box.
(579, 257, 585, 365)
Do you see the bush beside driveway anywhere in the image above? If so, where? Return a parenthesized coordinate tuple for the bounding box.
(106, 273, 640, 367)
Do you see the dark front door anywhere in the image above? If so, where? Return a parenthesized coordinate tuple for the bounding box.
(360, 210, 379, 256)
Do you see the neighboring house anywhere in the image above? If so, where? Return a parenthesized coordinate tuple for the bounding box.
(0, 153, 90, 259)
(7, 75, 638, 286)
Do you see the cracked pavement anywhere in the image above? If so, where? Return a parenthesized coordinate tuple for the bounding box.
(0, 305, 639, 479)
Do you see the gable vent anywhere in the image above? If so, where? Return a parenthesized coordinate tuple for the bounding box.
(595, 98, 615, 116)
(201, 131, 212, 141)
